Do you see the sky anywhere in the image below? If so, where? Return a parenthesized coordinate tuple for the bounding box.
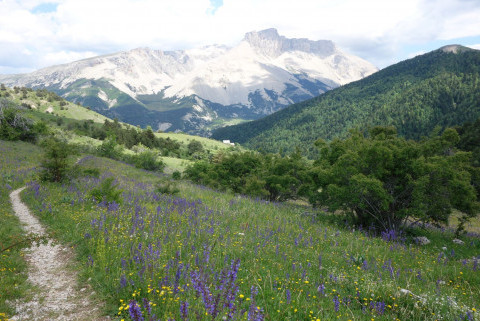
(1, 0, 480, 74)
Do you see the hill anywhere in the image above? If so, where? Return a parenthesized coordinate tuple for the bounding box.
(0, 29, 376, 135)
(211, 45, 480, 157)
(0, 85, 236, 173)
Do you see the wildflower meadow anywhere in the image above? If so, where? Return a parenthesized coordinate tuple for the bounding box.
(15, 154, 480, 321)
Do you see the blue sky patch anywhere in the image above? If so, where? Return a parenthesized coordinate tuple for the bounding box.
(208, 0, 223, 14)
(401, 35, 480, 61)
(31, 2, 59, 14)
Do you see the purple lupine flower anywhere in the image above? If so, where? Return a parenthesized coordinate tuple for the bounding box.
(190, 270, 213, 313)
(142, 298, 151, 315)
(180, 301, 188, 321)
(333, 296, 340, 312)
(128, 300, 144, 321)
(174, 264, 183, 295)
(120, 275, 127, 288)
(416, 271, 423, 281)
(375, 301, 386, 315)
(317, 283, 325, 295)
(285, 289, 291, 304)
(362, 260, 369, 270)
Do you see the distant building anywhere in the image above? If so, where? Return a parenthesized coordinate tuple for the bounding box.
(222, 139, 235, 146)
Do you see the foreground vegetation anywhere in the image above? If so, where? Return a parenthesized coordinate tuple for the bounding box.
(10, 152, 478, 321)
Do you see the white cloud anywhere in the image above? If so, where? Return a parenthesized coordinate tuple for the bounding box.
(0, 0, 479, 73)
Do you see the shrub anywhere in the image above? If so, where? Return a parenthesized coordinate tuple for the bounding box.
(97, 136, 123, 160)
(172, 171, 181, 180)
(0, 99, 37, 142)
(39, 138, 77, 183)
(132, 150, 164, 172)
(155, 179, 180, 196)
(187, 140, 204, 155)
(89, 177, 122, 204)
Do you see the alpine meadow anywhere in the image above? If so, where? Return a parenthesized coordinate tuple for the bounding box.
(1, 18, 480, 321)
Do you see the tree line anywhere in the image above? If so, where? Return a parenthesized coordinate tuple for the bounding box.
(188, 125, 480, 233)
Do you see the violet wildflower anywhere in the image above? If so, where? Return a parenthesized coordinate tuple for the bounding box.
(333, 295, 340, 312)
(120, 274, 127, 288)
(180, 301, 188, 321)
(317, 283, 325, 295)
(142, 298, 151, 315)
(128, 300, 144, 321)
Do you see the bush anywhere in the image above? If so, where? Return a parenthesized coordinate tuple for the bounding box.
(0, 99, 37, 142)
(39, 138, 77, 183)
(172, 171, 181, 180)
(185, 151, 309, 201)
(132, 150, 164, 172)
(89, 177, 122, 204)
(97, 136, 123, 160)
(188, 140, 204, 155)
(155, 179, 180, 196)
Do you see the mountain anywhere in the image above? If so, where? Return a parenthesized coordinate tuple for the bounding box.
(0, 28, 377, 134)
(211, 45, 480, 157)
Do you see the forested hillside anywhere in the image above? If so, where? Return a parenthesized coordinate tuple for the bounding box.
(212, 46, 480, 157)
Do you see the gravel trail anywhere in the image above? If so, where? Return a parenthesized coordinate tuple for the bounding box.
(9, 187, 109, 321)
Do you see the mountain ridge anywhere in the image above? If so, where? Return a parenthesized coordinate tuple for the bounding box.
(0, 28, 377, 134)
(211, 45, 480, 156)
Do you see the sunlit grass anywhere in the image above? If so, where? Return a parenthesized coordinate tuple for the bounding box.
(155, 131, 236, 151)
(20, 155, 480, 321)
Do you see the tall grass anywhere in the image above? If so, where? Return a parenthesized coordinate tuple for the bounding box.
(21, 155, 480, 321)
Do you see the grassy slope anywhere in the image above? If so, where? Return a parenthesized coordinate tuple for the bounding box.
(3, 86, 230, 173)
(5, 87, 109, 123)
(155, 131, 233, 151)
(0, 141, 42, 318)
(16, 154, 480, 321)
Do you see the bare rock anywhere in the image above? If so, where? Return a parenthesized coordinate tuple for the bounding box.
(413, 236, 430, 245)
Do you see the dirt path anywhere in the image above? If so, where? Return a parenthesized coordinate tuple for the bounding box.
(9, 187, 109, 321)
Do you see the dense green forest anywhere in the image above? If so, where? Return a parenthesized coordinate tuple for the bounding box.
(212, 46, 480, 157)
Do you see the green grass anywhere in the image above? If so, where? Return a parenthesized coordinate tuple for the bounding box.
(162, 156, 193, 174)
(6, 88, 109, 124)
(0, 140, 42, 319)
(18, 154, 480, 321)
(155, 131, 236, 151)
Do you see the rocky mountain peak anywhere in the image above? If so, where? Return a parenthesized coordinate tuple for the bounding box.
(438, 44, 474, 54)
(243, 28, 336, 58)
